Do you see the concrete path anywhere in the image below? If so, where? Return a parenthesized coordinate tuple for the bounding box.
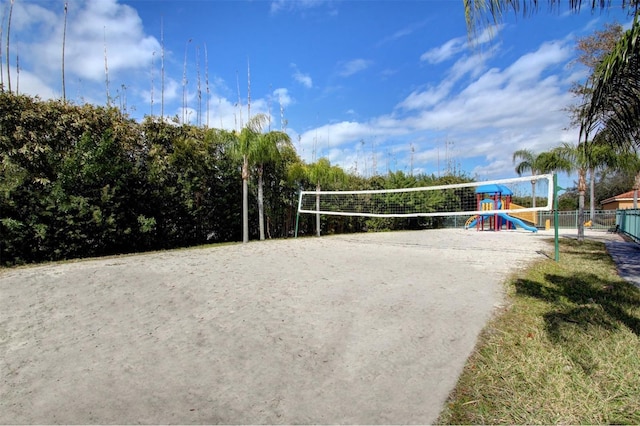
(605, 238, 640, 289)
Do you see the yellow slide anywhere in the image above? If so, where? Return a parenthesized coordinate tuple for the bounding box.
(508, 202, 537, 226)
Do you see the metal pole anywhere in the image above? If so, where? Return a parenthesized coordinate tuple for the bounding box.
(554, 174, 560, 262)
(295, 191, 302, 238)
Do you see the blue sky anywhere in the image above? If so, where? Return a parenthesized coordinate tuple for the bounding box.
(3, 0, 632, 184)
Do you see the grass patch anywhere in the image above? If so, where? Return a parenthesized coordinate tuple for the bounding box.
(437, 237, 640, 425)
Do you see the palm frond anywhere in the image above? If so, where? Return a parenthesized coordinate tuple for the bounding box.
(582, 13, 640, 147)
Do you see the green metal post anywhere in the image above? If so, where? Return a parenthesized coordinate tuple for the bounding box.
(554, 174, 560, 262)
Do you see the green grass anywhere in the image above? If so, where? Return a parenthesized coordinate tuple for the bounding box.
(438, 237, 640, 425)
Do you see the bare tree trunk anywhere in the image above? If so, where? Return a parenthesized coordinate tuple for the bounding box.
(577, 168, 586, 241)
(160, 17, 164, 119)
(14, 42, 18, 94)
(103, 27, 110, 106)
(6, 0, 14, 93)
(236, 71, 243, 130)
(0, 4, 5, 92)
(62, 2, 68, 102)
(204, 43, 209, 128)
(258, 166, 265, 241)
(150, 51, 155, 115)
(247, 58, 251, 120)
(182, 39, 191, 124)
(242, 156, 249, 243)
(196, 45, 201, 126)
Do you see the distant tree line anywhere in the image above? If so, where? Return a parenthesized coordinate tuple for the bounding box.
(0, 93, 471, 266)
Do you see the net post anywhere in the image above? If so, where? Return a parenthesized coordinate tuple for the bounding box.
(554, 174, 560, 262)
(295, 191, 302, 238)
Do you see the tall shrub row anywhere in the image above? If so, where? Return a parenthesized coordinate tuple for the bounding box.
(0, 94, 251, 265)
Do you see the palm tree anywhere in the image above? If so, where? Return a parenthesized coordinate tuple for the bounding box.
(253, 128, 291, 241)
(463, 1, 638, 41)
(583, 15, 640, 151)
(548, 138, 619, 240)
(306, 158, 347, 237)
(232, 113, 292, 242)
(512, 149, 551, 208)
(234, 117, 260, 243)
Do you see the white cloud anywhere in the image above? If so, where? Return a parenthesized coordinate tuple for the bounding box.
(270, 0, 333, 14)
(337, 59, 372, 77)
(301, 34, 580, 179)
(420, 25, 502, 64)
(12, 2, 57, 32)
(503, 40, 571, 84)
(290, 64, 312, 88)
(420, 37, 466, 64)
(273, 88, 292, 107)
(11, 70, 59, 99)
(398, 48, 495, 112)
(20, 0, 160, 86)
(396, 83, 453, 111)
(377, 19, 430, 47)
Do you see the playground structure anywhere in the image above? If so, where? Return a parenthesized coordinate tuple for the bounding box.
(465, 184, 538, 232)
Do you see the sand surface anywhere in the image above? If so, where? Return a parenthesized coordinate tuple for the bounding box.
(1, 228, 553, 424)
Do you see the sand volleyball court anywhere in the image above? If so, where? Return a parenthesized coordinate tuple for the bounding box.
(1, 228, 551, 424)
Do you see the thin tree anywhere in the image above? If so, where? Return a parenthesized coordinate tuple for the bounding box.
(236, 70, 243, 130)
(253, 128, 291, 240)
(14, 40, 17, 94)
(231, 113, 292, 242)
(0, 3, 5, 91)
(196, 45, 201, 126)
(160, 17, 164, 119)
(548, 139, 618, 240)
(62, 2, 68, 102)
(6, 0, 13, 93)
(182, 38, 191, 124)
(232, 115, 263, 243)
(512, 149, 549, 208)
(204, 42, 210, 128)
(306, 158, 346, 237)
(247, 58, 251, 120)
(103, 27, 110, 106)
(150, 51, 155, 116)
(281, 95, 289, 132)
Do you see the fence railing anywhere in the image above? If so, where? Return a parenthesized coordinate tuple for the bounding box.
(538, 210, 617, 230)
(616, 209, 640, 242)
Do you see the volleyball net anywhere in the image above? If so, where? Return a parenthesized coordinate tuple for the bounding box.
(297, 174, 554, 220)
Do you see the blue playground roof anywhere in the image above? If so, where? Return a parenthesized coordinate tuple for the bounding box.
(475, 183, 513, 195)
